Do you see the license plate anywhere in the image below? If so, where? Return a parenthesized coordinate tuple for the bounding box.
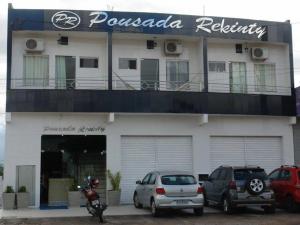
(176, 200, 189, 205)
(92, 200, 99, 205)
(248, 196, 260, 200)
(264, 193, 272, 199)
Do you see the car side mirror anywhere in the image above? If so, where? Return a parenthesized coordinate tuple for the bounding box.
(136, 180, 142, 185)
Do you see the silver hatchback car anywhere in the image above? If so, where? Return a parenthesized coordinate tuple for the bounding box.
(133, 171, 204, 216)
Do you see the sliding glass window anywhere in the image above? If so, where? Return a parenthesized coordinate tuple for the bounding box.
(23, 55, 49, 87)
(166, 61, 189, 90)
(254, 64, 276, 92)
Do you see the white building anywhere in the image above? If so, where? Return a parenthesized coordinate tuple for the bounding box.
(4, 5, 296, 207)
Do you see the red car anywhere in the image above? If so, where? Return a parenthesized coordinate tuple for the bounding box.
(269, 165, 300, 212)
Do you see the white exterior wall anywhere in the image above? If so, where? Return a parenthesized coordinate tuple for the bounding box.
(11, 32, 108, 89)
(208, 41, 291, 95)
(4, 113, 294, 207)
(112, 37, 203, 91)
(11, 32, 291, 95)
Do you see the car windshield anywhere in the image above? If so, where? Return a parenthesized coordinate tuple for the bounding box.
(161, 175, 196, 185)
(234, 169, 267, 180)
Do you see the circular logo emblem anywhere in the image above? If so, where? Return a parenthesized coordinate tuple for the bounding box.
(51, 11, 81, 30)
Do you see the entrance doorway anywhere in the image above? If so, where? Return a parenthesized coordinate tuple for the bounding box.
(40, 135, 106, 207)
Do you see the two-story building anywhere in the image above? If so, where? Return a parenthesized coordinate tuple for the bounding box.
(4, 4, 296, 208)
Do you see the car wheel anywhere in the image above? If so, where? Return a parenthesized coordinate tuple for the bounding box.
(151, 199, 159, 217)
(223, 196, 233, 214)
(246, 176, 266, 195)
(133, 192, 142, 209)
(194, 207, 203, 216)
(264, 205, 276, 214)
(286, 195, 298, 213)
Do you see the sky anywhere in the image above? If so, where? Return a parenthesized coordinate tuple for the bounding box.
(0, 0, 300, 160)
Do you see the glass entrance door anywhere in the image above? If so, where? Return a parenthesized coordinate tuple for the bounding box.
(55, 56, 76, 89)
(140, 59, 159, 90)
(229, 62, 247, 93)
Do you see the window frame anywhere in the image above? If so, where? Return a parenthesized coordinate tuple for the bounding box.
(79, 57, 99, 68)
(55, 55, 76, 89)
(166, 60, 190, 90)
(254, 63, 277, 93)
(208, 61, 226, 73)
(118, 58, 137, 70)
(229, 61, 247, 94)
(23, 54, 50, 87)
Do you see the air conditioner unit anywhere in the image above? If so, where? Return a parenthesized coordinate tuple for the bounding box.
(164, 40, 183, 55)
(24, 38, 44, 52)
(251, 47, 268, 60)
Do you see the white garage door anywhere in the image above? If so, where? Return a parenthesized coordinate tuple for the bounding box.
(210, 136, 282, 173)
(121, 136, 193, 204)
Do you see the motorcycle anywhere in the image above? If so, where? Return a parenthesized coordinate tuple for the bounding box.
(80, 176, 107, 223)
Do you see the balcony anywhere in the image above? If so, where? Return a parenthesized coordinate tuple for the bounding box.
(10, 78, 108, 90)
(9, 74, 292, 96)
(112, 73, 203, 92)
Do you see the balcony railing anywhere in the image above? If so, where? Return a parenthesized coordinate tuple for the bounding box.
(10, 78, 108, 90)
(9, 78, 291, 95)
(112, 72, 204, 92)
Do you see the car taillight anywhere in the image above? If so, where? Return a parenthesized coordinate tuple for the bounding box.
(229, 181, 237, 190)
(156, 188, 166, 195)
(197, 187, 204, 194)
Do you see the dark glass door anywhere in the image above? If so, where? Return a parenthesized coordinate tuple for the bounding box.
(140, 59, 159, 90)
(55, 56, 76, 89)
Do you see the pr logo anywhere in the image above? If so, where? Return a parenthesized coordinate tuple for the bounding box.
(51, 11, 81, 30)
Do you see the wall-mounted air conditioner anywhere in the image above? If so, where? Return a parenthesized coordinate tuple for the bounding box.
(251, 47, 268, 60)
(164, 40, 183, 55)
(24, 38, 44, 52)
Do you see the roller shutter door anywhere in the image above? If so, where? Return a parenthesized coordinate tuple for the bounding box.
(121, 136, 193, 204)
(210, 136, 282, 173)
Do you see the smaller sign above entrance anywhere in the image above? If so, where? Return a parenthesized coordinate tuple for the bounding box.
(43, 125, 106, 134)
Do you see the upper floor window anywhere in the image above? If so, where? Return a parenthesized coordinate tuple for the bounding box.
(23, 55, 49, 87)
(166, 60, 189, 90)
(254, 64, 276, 92)
(209, 61, 226, 72)
(80, 57, 98, 68)
(119, 58, 137, 69)
(229, 62, 247, 93)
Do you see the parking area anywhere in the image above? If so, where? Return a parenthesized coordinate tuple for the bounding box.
(1, 208, 300, 225)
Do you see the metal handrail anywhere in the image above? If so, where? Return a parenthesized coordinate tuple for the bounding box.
(9, 77, 292, 95)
